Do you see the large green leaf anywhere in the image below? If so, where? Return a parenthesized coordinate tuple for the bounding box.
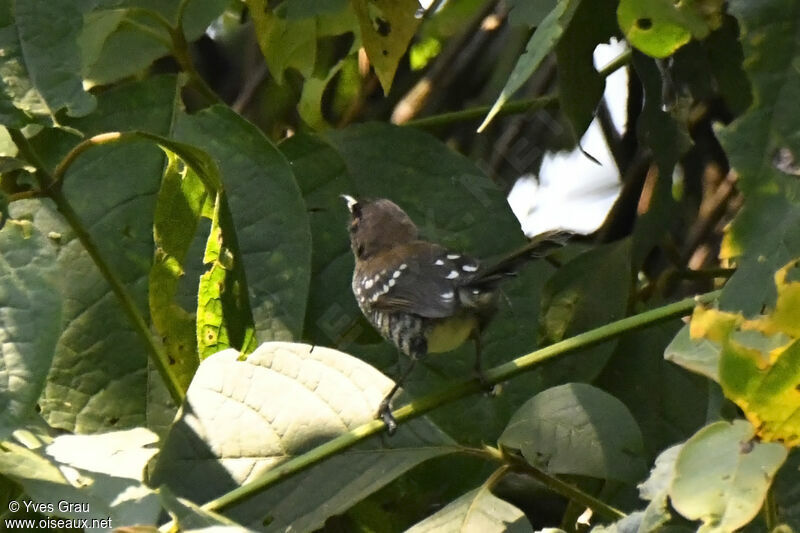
(0, 428, 161, 528)
(150, 342, 455, 531)
(499, 383, 647, 483)
(15, 76, 179, 433)
(479, 0, 581, 131)
(278, 133, 361, 347)
(669, 420, 787, 532)
(0, 0, 95, 126)
(715, 0, 800, 315)
(405, 485, 532, 533)
(11, 0, 96, 119)
(0, 221, 61, 437)
(173, 105, 311, 343)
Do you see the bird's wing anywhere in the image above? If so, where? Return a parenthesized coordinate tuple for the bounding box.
(357, 242, 481, 318)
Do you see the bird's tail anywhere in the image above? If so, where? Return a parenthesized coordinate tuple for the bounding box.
(471, 230, 573, 287)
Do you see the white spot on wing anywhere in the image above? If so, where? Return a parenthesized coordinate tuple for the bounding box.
(434, 259, 445, 266)
(447, 254, 460, 260)
(388, 278, 396, 287)
(400, 263, 408, 270)
(364, 279, 374, 289)
(392, 270, 402, 278)
(441, 290, 454, 299)
(446, 270, 459, 279)
(462, 264, 478, 272)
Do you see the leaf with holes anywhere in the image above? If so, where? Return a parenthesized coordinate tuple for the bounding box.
(669, 420, 787, 531)
(351, 0, 421, 94)
(618, 0, 724, 58)
(689, 259, 800, 446)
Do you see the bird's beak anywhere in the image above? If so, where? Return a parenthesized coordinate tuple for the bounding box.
(341, 194, 359, 213)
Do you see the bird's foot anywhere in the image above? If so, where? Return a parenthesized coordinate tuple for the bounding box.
(377, 398, 398, 435)
(476, 370, 497, 396)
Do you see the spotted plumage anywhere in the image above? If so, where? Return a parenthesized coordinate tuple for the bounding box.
(343, 195, 570, 432)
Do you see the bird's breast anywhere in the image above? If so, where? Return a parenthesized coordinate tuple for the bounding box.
(426, 314, 479, 353)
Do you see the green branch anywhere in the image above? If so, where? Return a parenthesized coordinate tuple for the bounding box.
(404, 48, 631, 130)
(198, 289, 721, 515)
(9, 129, 185, 405)
(404, 95, 558, 129)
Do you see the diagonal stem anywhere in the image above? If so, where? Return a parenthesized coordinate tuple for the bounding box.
(195, 289, 721, 517)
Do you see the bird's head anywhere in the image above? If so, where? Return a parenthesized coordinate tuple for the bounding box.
(342, 195, 419, 260)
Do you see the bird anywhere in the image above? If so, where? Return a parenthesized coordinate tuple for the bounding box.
(342, 195, 569, 433)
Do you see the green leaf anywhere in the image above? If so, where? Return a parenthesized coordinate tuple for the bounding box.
(539, 239, 633, 381)
(499, 383, 647, 483)
(278, 133, 361, 347)
(350, 0, 421, 95)
(11, 0, 96, 119)
(617, 0, 724, 58)
(669, 419, 787, 532)
(716, 0, 800, 315)
(508, 0, 557, 28)
(149, 152, 208, 387)
(81, 0, 229, 85)
(555, 0, 617, 138)
(479, 0, 580, 132)
(15, 76, 179, 433)
(0, 3, 62, 125)
(597, 322, 709, 459)
(196, 192, 256, 358)
(0, 221, 61, 436)
(664, 324, 720, 382)
(247, 0, 316, 84)
(173, 105, 311, 343)
(0, 428, 161, 528)
(150, 342, 455, 532)
(688, 263, 800, 446)
(405, 485, 532, 533)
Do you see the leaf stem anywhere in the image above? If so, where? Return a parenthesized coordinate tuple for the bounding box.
(9, 129, 185, 406)
(198, 289, 721, 515)
(479, 445, 625, 521)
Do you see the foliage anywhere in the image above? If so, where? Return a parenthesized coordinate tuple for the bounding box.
(0, 0, 798, 531)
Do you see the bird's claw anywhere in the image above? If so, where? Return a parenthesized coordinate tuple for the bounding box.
(377, 399, 398, 435)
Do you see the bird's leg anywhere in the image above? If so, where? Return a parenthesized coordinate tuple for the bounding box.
(377, 355, 418, 435)
(472, 331, 495, 394)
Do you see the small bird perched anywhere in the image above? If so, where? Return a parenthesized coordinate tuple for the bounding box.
(343, 195, 569, 432)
